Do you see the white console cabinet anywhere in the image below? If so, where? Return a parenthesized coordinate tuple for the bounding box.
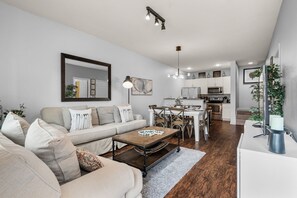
(237, 120, 297, 198)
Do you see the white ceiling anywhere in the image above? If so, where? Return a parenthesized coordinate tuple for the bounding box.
(2, 0, 282, 71)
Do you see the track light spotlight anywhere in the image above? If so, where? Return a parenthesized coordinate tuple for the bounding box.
(155, 18, 159, 26)
(145, 6, 166, 30)
(145, 10, 150, 21)
(161, 22, 166, 30)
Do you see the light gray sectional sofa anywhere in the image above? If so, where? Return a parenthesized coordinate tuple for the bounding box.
(41, 105, 147, 155)
(0, 132, 143, 198)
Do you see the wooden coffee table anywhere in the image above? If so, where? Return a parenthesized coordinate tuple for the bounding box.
(112, 126, 180, 177)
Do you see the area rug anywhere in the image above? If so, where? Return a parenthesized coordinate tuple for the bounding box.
(142, 147, 205, 198)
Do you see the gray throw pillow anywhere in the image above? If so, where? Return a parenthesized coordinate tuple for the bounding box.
(113, 106, 122, 123)
(97, 106, 114, 125)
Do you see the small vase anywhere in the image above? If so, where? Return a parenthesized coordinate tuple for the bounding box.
(268, 128, 286, 154)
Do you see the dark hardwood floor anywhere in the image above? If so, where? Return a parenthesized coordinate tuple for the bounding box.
(165, 121, 243, 198)
(104, 121, 243, 198)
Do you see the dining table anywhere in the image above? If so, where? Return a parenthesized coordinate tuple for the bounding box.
(148, 108, 206, 142)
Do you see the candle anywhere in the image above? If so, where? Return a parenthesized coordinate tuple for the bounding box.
(270, 117, 284, 131)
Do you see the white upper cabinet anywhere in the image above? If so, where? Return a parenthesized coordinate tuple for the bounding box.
(223, 76, 231, 94)
(184, 76, 230, 95)
(184, 79, 193, 87)
(192, 79, 207, 94)
(207, 77, 223, 87)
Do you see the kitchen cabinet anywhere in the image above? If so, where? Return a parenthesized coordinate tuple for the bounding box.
(184, 79, 193, 87)
(185, 76, 230, 95)
(223, 76, 231, 94)
(222, 103, 231, 121)
(192, 79, 207, 94)
(207, 77, 223, 87)
(237, 120, 297, 198)
(184, 79, 207, 94)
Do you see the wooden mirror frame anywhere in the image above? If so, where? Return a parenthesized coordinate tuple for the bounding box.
(61, 53, 111, 101)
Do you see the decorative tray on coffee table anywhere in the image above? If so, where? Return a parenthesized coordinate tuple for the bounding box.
(138, 129, 164, 136)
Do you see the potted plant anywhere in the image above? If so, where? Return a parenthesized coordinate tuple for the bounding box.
(249, 67, 263, 121)
(249, 64, 285, 122)
(4, 103, 26, 118)
(65, 84, 78, 98)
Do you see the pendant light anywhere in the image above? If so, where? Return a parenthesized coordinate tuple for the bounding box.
(168, 46, 184, 79)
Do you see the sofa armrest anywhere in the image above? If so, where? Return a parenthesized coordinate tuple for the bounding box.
(133, 114, 143, 120)
(61, 157, 141, 198)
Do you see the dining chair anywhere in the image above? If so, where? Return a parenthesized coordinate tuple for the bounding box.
(148, 104, 157, 109)
(169, 107, 187, 140)
(152, 106, 168, 127)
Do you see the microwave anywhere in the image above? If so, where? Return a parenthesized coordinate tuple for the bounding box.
(208, 87, 223, 94)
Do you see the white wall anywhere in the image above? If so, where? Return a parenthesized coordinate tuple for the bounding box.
(0, 2, 183, 123)
(237, 66, 259, 110)
(268, 0, 297, 138)
(230, 61, 238, 125)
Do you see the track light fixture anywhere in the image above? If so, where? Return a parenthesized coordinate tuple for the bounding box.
(154, 18, 159, 26)
(145, 10, 150, 21)
(146, 6, 166, 30)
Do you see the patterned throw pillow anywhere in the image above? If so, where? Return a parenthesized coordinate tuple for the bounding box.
(76, 148, 104, 172)
(117, 105, 134, 123)
(69, 109, 92, 132)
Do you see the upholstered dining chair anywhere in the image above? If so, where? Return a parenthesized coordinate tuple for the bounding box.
(152, 106, 168, 127)
(169, 107, 187, 140)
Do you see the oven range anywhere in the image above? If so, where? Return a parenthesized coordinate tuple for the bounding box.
(207, 97, 224, 120)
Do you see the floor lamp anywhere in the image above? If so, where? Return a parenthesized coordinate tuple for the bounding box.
(123, 76, 133, 104)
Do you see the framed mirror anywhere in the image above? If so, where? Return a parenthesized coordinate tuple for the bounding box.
(61, 53, 111, 101)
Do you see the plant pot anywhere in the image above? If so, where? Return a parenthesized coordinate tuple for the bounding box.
(268, 128, 285, 154)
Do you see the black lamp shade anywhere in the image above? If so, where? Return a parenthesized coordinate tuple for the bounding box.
(123, 76, 133, 88)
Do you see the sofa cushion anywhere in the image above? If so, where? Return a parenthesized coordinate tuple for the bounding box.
(115, 120, 147, 134)
(0, 132, 61, 197)
(76, 148, 104, 172)
(69, 109, 92, 132)
(67, 125, 117, 145)
(113, 105, 122, 123)
(62, 105, 88, 130)
(91, 107, 99, 125)
(1, 112, 30, 146)
(25, 119, 81, 184)
(97, 106, 115, 125)
(40, 107, 64, 126)
(117, 105, 134, 123)
(60, 156, 138, 198)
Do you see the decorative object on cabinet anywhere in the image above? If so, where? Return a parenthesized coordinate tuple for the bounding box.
(198, 72, 206, 78)
(123, 76, 134, 104)
(243, 67, 260, 84)
(213, 70, 221, 78)
(61, 53, 111, 101)
(131, 77, 152, 95)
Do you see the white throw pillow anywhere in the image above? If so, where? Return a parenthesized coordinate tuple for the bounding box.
(69, 109, 92, 132)
(117, 105, 134, 123)
(1, 112, 30, 146)
(25, 119, 81, 184)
